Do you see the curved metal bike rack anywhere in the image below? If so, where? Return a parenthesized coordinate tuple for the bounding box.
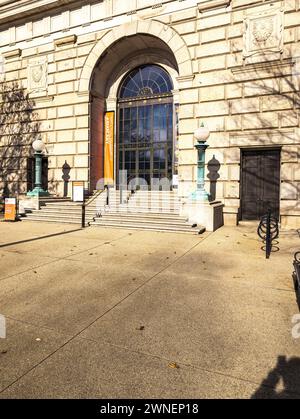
(257, 209, 279, 259)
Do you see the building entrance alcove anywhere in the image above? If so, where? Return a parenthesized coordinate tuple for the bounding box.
(89, 33, 180, 192)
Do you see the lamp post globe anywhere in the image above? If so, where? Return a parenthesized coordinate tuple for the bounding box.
(32, 139, 45, 153)
(194, 125, 210, 143)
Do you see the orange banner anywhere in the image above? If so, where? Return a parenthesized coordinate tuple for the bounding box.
(104, 111, 114, 184)
(4, 198, 17, 221)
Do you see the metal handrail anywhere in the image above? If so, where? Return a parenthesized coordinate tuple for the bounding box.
(81, 189, 106, 228)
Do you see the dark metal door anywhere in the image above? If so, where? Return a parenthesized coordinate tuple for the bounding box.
(241, 149, 280, 220)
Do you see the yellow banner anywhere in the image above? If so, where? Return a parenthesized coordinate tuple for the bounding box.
(104, 111, 114, 184)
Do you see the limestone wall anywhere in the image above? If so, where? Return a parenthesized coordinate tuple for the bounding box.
(0, 0, 299, 226)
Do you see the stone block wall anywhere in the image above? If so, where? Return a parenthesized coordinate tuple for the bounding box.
(0, 0, 299, 226)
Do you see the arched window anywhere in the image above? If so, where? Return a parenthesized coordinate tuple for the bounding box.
(117, 65, 174, 188)
(119, 65, 173, 100)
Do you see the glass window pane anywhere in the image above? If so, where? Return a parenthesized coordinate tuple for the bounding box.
(119, 65, 173, 99)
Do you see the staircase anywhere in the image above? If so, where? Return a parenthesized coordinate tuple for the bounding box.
(22, 190, 205, 235)
(22, 193, 107, 225)
(91, 190, 205, 235)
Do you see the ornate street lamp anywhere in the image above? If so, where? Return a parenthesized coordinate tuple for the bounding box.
(27, 138, 49, 197)
(191, 123, 210, 202)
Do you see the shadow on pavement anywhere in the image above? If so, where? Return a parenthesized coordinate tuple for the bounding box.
(0, 228, 83, 249)
(252, 356, 300, 399)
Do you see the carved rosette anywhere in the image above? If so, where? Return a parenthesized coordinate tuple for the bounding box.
(243, 7, 284, 59)
(28, 57, 48, 93)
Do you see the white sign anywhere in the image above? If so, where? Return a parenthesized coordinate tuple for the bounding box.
(73, 182, 84, 202)
(173, 175, 179, 187)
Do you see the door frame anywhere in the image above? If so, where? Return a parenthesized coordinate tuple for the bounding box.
(240, 147, 281, 221)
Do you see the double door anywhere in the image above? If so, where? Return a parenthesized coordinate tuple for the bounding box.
(241, 149, 281, 220)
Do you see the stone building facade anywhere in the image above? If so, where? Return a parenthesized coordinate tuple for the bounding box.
(0, 0, 299, 227)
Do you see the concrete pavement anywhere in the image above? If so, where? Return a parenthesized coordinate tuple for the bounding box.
(0, 221, 299, 399)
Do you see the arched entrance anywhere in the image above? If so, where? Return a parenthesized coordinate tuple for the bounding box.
(86, 23, 193, 192)
(117, 65, 174, 189)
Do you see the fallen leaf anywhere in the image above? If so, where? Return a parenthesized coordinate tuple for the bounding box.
(168, 362, 180, 369)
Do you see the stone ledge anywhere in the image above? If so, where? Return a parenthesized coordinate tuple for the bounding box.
(2, 49, 21, 59)
(54, 35, 77, 48)
(198, 0, 231, 13)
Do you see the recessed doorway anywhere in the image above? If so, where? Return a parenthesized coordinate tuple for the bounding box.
(241, 149, 281, 220)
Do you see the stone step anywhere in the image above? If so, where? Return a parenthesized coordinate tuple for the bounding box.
(91, 220, 204, 235)
(28, 209, 97, 216)
(103, 207, 180, 214)
(43, 203, 84, 208)
(25, 213, 94, 222)
(99, 212, 186, 220)
(98, 215, 189, 226)
(128, 200, 180, 204)
(22, 218, 82, 225)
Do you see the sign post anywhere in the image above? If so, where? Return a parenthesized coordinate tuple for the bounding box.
(4, 198, 17, 222)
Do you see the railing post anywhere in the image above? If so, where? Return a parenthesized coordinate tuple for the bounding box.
(82, 203, 86, 229)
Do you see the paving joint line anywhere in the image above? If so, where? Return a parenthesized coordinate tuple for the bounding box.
(75, 335, 300, 399)
(0, 232, 213, 395)
(0, 231, 138, 284)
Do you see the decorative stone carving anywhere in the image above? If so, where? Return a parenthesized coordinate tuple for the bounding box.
(28, 56, 48, 93)
(243, 6, 284, 60)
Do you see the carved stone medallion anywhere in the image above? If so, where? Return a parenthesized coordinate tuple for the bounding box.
(243, 6, 284, 59)
(28, 57, 48, 93)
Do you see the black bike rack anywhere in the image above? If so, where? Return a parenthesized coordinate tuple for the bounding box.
(257, 209, 279, 259)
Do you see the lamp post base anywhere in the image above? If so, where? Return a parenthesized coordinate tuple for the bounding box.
(27, 188, 50, 197)
(181, 200, 224, 232)
(190, 189, 210, 202)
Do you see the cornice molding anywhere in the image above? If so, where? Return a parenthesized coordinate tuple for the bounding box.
(0, 0, 84, 25)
